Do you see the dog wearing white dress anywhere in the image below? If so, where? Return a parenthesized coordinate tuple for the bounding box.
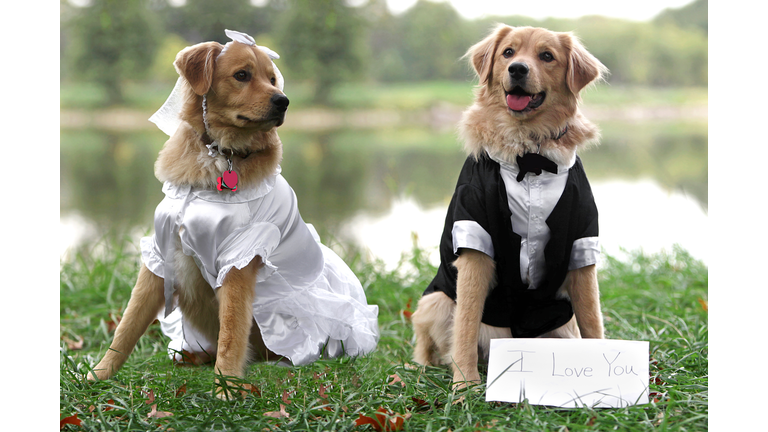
(87, 30, 379, 399)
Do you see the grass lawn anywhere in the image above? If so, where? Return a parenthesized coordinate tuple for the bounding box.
(60, 236, 707, 431)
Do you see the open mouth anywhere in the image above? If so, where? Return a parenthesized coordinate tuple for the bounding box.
(505, 87, 546, 112)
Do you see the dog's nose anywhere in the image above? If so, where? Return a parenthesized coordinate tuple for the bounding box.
(271, 94, 290, 112)
(508, 62, 529, 80)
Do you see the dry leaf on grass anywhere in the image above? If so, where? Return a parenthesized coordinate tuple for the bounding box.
(175, 383, 187, 398)
(63, 335, 83, 350)
(697, 298, 708, 312)
(105, 313, 122, 333)
(147, 404, 173, 419)
(354, 407, 408, 431)
(264, 404, 290, 419)
(282, 389, 293, 404)
(240, 383, 261, 397)
(60, 414, 82, 429)
(319, 383, 330, 399)
(387, 374, 405, 387)
(401, 299, 413, 320)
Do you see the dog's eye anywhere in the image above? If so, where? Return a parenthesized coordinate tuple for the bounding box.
(271, 77, 276, 86)
(234, 70, 250, 82)
(539, 51, 554, 62)
(502, 48, 515, 59)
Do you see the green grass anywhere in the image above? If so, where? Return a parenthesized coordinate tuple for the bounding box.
(60, 236, 707, 431)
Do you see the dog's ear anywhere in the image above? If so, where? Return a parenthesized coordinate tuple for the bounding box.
(559, 33, 608, 95)
(467, 25, 512, 86)
(174, 42, 223, 96)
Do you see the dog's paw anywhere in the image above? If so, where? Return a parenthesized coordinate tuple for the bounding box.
(451, 379, 483, 392)
(452, 369, 481, 390)
(213, 379, 259, 401)
(86, 364, 114, 382)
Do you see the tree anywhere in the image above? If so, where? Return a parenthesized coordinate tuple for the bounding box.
(65, 0, 161, 105)
(393, 0, 472, 81)
(654, 0, 707, 35)
(274, 0, 367, 105)
(161, 0, 279, 45)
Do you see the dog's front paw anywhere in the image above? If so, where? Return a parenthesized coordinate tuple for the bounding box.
(213, 378, 260, 401)
(452, 378, 483, 391)
(87, 362, 115, 381)
(452, 369, 481, 390)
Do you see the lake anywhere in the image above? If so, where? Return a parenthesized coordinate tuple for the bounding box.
(60, 107, 708, 268)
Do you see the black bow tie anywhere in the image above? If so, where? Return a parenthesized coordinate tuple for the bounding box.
(516, 153, 558, 182)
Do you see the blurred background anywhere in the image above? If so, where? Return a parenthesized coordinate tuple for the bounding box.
(59, 0, 708, 268)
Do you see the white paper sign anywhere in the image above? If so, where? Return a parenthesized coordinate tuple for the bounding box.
(486, 339, 649, 408)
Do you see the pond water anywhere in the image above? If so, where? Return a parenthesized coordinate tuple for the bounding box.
(60, 115, 708, 268)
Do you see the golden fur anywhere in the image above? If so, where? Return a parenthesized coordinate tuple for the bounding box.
(411, 25, 607, 388)
(88, 40, 287, 399)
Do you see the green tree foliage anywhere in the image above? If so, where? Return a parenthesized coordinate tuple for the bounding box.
(160, 0, 280, 44)
(64, 0, 161, 105)
(60, 0, 707, 103)
(370, 0, 473, 82)
(274, 0, 368, 105)
(557, 16, 708, 86)
(655, 0, 707, 35)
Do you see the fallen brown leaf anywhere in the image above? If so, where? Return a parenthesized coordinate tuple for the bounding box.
(175, 383, 187, 398)
(697, 298, 708, 312)
(319, 383, 330, 399)
(239, 383, 261, 397)
(354, 407, 406, 431)
(105, 313, 122, 333)
(387, 374, 405, 387)
(60, 414, 82, 429)
(401, 298, 414, 320)
(63, 335, 83, 351)
(103, 399, 115, 411)
(282, 389, 292, 405)
(264, 404, 290, 419)
(147, 404, 173, 419)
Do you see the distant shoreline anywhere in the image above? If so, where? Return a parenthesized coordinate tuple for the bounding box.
(60, 103, 707, 133)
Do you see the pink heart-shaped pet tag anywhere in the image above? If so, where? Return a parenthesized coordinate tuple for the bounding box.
(222, 170, 238, 191)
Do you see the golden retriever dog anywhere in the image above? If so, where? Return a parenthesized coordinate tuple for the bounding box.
(86, 30, 379, 399)
(411, 25, 607, 388)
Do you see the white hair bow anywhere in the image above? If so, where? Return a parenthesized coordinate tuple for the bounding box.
(149, 29, 285, 137)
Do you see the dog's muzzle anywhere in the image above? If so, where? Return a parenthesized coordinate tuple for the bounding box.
(508, 62, 529, 81)
(505, 62, 545, 112)
(271, 94, 289, 112)
(270, 94, 289, 126)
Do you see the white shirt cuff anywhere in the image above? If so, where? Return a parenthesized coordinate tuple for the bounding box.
(569, 236, 600, 270)
(452, 220, 494, 259)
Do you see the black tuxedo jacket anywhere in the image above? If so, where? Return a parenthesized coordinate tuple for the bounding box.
(423, 153, 599, 337)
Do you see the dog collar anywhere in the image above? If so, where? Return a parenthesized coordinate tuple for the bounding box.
(525, 125, 568, 154)
(552, 125, 568, 141)
(200, 95, 238, 191)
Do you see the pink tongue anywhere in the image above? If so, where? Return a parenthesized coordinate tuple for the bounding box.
(507, 94, 531, 111)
